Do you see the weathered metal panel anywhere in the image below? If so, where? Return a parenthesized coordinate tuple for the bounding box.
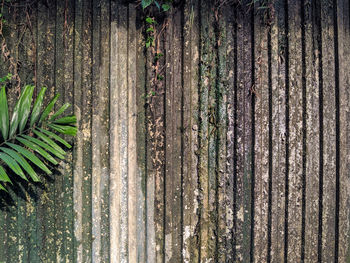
(0, 0, 348, 262)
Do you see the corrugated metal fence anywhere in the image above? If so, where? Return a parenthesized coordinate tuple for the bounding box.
(0, 0, 349, 262)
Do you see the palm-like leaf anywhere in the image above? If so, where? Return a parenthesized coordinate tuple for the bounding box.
(0, 85, 77, 190)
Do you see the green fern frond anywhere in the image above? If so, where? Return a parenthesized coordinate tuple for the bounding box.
(0, 84, 77, 191)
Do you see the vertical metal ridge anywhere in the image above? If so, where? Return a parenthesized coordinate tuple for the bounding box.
(28, 2, 41, 261)
(92, 0, 111, 261)
(164, 6, 183, 262)
(270, 0, 287, 260)
(197, 0, 202, 260)
(107, 0, 112, 261)
(101, 1, 111, 260)
(203, 1, 218, 260)
(284, 0, 290, 261)
(115, 2, 129, 262)
(143, 5, 149, 261)
(284, 0, 290, 262)
(140, 6, 150, 260)
(180, 4, 185, 263)
(336, 0, 350, 260)
(54, 0, 67, 261)
(127, 3, 138, 263)
(72, 0, 83, 261)
(214, 4, 228, 261)
(250, 6, 255, 262)
(79, 0, 93, 261)
(267, 21, 273, 263)
(234, 2, 254, 261)
(71, 1, 77, 261)
(91, 0, 102, 261)
(215, 13, 220, 261)
(332, 0, 340, 261)
(320, 0, 337, 261)
(162, 13, 167, 262)
(84, 0, 93, 260)
(304, 0, 320, 260)
(144, 5, 155, 261)
(63, 1, 75, 261)
(161, 13, 166, 263)
(109, 1, 122, 261)
(18, 3, 32, 261)
(287, 0, 303, 261)
(134, 6, 147, 262)
(266, 19, 273, 263)
(253, 3, 270, 262)
(315, 0, 324, 260)
(222, 3, 235, 261)
(37, 1, 58, 261)
(182, 1, 200, 261)
(162, 20, 167, 263)
(300, 0, 307, 261)
(198, 0, 213, 261)
(232, 6, 238, 261)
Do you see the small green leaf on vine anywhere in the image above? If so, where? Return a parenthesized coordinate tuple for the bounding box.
(142, 0, 154, 9)
(162, 4, 171, 11)
(154, 52, 163, 63)
(146, 17, 156, 24)
(0, 73, 12, 83)
(144, 90, 156, 98)
(146, 36, 154, 48)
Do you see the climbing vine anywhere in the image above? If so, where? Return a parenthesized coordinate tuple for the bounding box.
(138, 0, 275, 95)
(140, 0, 173, 100)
